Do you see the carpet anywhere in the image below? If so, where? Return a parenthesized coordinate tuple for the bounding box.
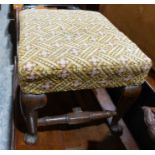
(0, 4, 13, 150)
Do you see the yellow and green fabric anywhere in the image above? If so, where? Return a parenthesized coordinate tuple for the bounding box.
(18, 9, 152, 94)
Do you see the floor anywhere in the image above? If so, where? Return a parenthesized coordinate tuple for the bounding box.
(14, 89, 126, 150)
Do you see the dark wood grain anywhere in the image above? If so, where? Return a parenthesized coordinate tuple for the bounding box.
(94, 88, 139, 149)
(20, 93, 47, 144)
(110, 86, 142, 135)
(14, 89, 138, 150)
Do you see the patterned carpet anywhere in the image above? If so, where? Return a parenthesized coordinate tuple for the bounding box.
(0, 4, 13, 149)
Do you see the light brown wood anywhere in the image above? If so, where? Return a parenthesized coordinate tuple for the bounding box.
(13, 4, 24, 10)
(99, 4, 155, 70)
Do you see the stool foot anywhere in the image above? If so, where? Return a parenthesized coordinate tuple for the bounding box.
(110, 123, 123, 136)
(24, 133, 38, 145)
(20, 92, 47, 144)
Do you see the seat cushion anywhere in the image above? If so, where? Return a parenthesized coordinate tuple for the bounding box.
(18, 9, 152, 94)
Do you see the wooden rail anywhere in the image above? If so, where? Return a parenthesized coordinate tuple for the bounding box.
(38, 107, 116, 126)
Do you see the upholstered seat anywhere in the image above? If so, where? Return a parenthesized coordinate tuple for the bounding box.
(18, 9, 152, 94)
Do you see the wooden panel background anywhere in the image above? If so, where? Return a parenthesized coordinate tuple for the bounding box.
(99, 4, 155, 70)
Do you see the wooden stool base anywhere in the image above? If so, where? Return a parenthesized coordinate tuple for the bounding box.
(18, 85, 141, 144)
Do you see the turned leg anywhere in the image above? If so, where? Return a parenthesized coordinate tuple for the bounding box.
(110, 85, 142, 135)
(20, 92, 47, 144)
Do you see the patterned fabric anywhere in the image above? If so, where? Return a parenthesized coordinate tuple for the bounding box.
(18, 9, 152, 94)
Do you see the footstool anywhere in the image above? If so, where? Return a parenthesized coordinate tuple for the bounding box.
(15, 8, 152, 144)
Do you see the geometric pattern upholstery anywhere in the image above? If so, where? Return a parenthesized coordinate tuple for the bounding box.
(18, 9, 152, 94)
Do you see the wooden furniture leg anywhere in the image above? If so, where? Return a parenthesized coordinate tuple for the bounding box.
(110, 85, 142, 135)
(20, 92, 47, 144)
